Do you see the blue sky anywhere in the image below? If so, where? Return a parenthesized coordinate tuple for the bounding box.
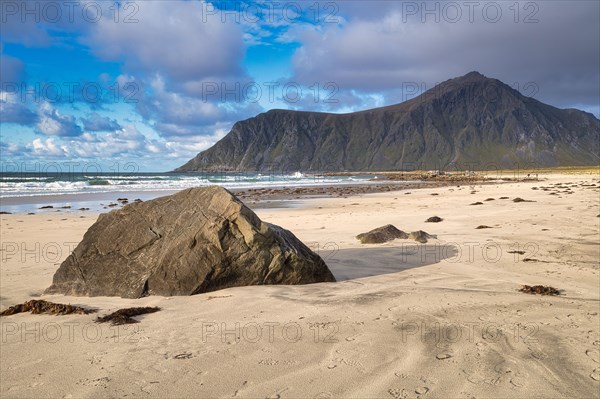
(1, 0, 599, 172)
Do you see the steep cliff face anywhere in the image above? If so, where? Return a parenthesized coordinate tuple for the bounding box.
(176, 72, 600, 172)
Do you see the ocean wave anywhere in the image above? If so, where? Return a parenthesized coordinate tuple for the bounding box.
(88, 179, 111, 186)
(0, 173, 371, 198)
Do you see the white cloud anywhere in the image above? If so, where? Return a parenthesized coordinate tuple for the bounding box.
(29, 137, 68, 157)
(0, 90, 37, 125)
(291, 1, 600, 111)
(80, 112, 122, 131)
(84, 1, 246, 83)
(36, 103, 83, 137)
(7, 123, 227, 168)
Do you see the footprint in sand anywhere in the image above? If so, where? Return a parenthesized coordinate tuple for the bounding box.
(266, 387, 289, 399)
(77, 377, 111, 388)
(259, 359, 280, 366)
(86, 352, 108, 365)
(586, 348, 600, 363)
(173, 352, 194, 360)
(387, 388, 409, 399)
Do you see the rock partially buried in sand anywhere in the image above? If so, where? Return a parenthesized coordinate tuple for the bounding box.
(408, 230, 433, 243)
(45, 186, 335, 298)
(513, 197, 535, 203)
(425, 216, 443, 223)
(356, 224, 408, 244)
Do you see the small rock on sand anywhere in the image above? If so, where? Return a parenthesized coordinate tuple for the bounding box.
(436, 353, 452, 360)
(425, 216, 443, 223)
(357, 225, 408, 244)
(475, 225, 493, 229)
(513, 197, 535, 203)
(409, 230, 433, 243)
(470, 202, 484, 205)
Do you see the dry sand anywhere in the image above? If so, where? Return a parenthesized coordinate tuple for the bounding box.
(1, 173, 599, 398)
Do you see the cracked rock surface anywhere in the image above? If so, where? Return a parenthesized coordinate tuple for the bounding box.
(45, 187, 335, 298)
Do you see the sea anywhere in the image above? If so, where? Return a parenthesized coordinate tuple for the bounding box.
(0, 171, 374, 213)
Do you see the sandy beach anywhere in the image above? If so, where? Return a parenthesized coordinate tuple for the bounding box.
(1, 173, 599, 398)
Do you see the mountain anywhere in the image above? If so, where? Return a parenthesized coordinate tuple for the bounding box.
(176, 72, 599, 172)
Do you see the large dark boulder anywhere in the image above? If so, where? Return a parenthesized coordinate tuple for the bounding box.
(45, 187, 335, 298)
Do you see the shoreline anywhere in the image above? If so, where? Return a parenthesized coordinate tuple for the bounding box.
(0, 176, 520, 214)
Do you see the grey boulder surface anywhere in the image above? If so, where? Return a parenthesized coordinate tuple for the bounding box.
(45, 186, 336, 298)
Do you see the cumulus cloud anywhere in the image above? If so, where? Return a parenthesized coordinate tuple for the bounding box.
(128, 73, 263, 138)
(29, 137, 68, 157)
(0, 91, 37, 125)
(18, 125, 160, 159)
(36, 103, 83, 137)
(80, 112, 122, 131)
(290, 1, 600, 112)
(163, 128, 229, 158)
(6, 124, 226, 169)
(84, 1, 247, 83)
(0, 1, 54, 46)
